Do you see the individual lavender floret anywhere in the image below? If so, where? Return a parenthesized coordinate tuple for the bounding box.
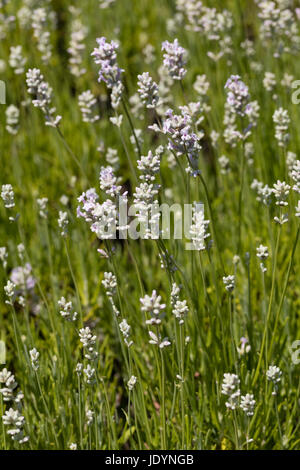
(102, 272, 120, 316)
(281, 73, 294, 90)
(240, 394, 256, 417)
(119, 319, 133, 347)
(1, 184, 15, 208)
(189, 203, 210, 251)
(10, 263, 35, 291)
(171, 283, 189, 325)
(133, 182, 160, 240)
(9, 45, 26, 74)
(263, 72, 276, 93)
(90, 199, 118, 240)
(257, 244, 269, 273)
(58, 297, 77, 322)
(286, 151, 297, 172)
(83, 364, 96, 385)
(58, 211, 69, 237)
(143, 43, 155, 64)
(257, 0, 299, 57)
(29, 348, 40, 371)
(78, 90, 100, 123)
(290, 160, 300, 194)
(224, 75, 250, 116)
(4, 280, 15, 305)
(26, 68, 44, 94)
(266, 365, 282, 395)
(0, 369, 17, 402)
(102, 272, 117, 296)
(193, 74, 210, 96)
(140, 290, 166, 325)
(180, 101, 204, 127)
(218, 155, 230, 174)
(256, 244, 269, 260)
(26, 68, 62, 127)
(76, 188, 99, 222)
(161, 39, 187, 80)
(223, 275, 235, 292)
(221, 373, 239, 395)
(134, 146, 162, 234)
(272, 180, 290, 206)
(5, 105, 20, 135)
(110, 114, 123, 127)
(152, 107, 201, 170)
(221, 373, 240, 411)
(137, 72, 159, 109)
(79, 327, 98, 361)
(127, 375, 137, 391)
(247, 100, 260, 127)
(37, 197, 48, 218)
(148, 331, 171, 349)
(91, 37, 124, 88)
(68, 19, 87, 77)
(110, 81, 124, 110)
(237, 337, 251, 356)
(106, 147, 119, 169)
(274, 213, 289, 225)
(251, 179, 273, 206)
(0, 246, 8, 268)
(244, 142, 254, 166)
(178, 1, 233, 41)
(32, 7, 52, 64)
(241, 38, 255, 57)
(86, 409, 94, 426)
(99, 0, 115, 8)
(273, 108, 290, 147)
(210, 130, 219, 148)
(137, 149, 162, 182)
(75, 363, 83, 375)
(99, 166, 121, 197)
(16, 3, 31, 28)
(2, 408, 29, 444)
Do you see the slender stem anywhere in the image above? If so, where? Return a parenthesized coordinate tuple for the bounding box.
(56, 127, 87, 179)
(179, 323, 185, 449)
(1, 394, 7, 449)
(11, 306, 22, 363)
(64, 239, 83, 327)
(198, 173, 224, 272)
(268, 225, 299, 359)
(233, 410, 240, 450)
(160, 349, 167, 450)
(35, 371, 59, 448)
(78, 375, 83, 449)
(275, 395, 284, 448)
(237, 142, 246, 253)
(253, 226, 281, 386)
(122, 98, 142, 157)
(125, 239, 144, 295)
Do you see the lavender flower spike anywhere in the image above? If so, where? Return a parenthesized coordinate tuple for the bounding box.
(91, 37, 124, 88)
(225, 75, 250, 116)
(161, 39, 187, 81)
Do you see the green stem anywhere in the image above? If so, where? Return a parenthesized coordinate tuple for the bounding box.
(64, 239, 83, 327)
(253, 226, 281, 386)
(268, 225, 299, 360)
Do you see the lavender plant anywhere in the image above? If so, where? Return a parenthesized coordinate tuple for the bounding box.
(0, 0, 299, 451)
